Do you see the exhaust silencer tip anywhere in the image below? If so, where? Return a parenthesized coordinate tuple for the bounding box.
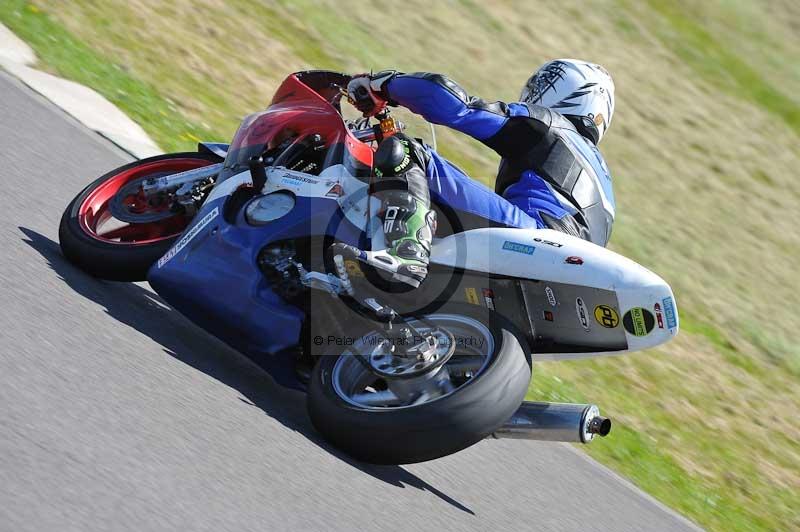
(587, 415, 612, 437)
(491, 402, 612, 443)
(579, 405, 610, 443)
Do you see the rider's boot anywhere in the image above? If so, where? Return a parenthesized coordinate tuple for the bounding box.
(374, 189, 435, 288)
(373, 134, 436, 288)
(335, 134, 436, 289)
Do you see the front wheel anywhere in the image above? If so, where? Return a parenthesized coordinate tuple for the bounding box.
(59, 152, 220, 281)
(307, 304, 532, 464)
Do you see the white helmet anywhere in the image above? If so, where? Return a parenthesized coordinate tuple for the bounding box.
(520, 59, 615, 144)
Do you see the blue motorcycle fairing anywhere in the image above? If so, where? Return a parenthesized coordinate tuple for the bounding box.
(148, 193, 364, 391)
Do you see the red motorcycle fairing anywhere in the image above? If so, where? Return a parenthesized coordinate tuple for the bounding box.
(222, 71, 373, 179)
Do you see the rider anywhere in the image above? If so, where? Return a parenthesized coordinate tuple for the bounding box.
(345, 59, 616, 288)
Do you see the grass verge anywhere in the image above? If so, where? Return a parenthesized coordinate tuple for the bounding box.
(0, 1, 209, 152)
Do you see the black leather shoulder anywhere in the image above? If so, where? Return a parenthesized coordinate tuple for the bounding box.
(523, 103, 554, 129)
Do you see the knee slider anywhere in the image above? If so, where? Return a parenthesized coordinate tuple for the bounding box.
(374, 136, 412, 178)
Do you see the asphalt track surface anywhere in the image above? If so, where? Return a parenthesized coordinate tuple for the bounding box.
(0, 70, 699, 532)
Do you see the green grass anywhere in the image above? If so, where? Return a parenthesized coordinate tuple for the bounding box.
(2, 1, 799, 530)
(251, 3, 340, 70)
(678, 312, 764, 376)
(528, 352, 785, 531)
(641, 0, 800, 135)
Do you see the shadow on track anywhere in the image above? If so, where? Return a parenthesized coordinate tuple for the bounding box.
(19, 227, 474, 515)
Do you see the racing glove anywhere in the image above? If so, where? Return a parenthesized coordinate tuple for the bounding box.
(346, 71, 397, 117)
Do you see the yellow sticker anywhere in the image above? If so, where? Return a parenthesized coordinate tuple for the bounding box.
(465, 287, 480, 305)
(594, 304, 619, 328)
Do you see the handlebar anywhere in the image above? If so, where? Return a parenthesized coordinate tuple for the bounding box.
(334, 83, 406, 142)
(350, 122, 406, 143)
(351, 127, 380, 143)
(348, 113, 405, 143)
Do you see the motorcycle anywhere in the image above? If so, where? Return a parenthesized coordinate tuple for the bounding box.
(59, 70, 679, 464)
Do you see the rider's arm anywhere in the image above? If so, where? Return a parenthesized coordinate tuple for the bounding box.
(385, 72, 551, 158)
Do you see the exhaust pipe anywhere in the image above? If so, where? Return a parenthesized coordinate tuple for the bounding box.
(491, 402, 611, 444)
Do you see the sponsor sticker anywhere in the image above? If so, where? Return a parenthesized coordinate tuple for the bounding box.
(654, 302, 664, 329)
(545, 286, 557, 307)
(662, 296, 677, 329)
(157, 207, 219, 268)
(465, 287, 480, 305)
(325, 184, 344, 198)
(594, 305, 619, 328)
(575, 297, 590, 331)
(533, 237, 563, 248)
(280, 174, 320, 190)
(482, 288, 496, 310)
(565, 256, 584, 265)
(543, 310, 554, 322)
(281, 173, 318, 185)
(623, 307, 656, 337)
(502, 241, 535, 255)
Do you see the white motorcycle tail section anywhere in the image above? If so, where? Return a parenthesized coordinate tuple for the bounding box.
(430, 228, 678, 359)
(204, 166, 677, 359)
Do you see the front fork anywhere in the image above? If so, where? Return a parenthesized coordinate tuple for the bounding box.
(140, 162, 224, 217)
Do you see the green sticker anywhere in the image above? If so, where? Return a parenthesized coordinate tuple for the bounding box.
(623, 307, 655, 336)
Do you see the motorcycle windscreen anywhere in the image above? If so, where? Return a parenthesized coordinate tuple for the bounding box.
(217, 72, 372, 183)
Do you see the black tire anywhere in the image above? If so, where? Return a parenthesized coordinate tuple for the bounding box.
(58, 152, 220, 281)
(307, 304, 532, 464)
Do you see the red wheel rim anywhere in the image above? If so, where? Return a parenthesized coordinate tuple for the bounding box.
(78, 158, 213, 245)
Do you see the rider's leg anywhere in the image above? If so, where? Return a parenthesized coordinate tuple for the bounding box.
(370, 134, 437, 288)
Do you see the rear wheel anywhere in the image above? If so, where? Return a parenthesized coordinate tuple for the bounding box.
(59, 152, 220, 281)
(307, 304, 532, 464)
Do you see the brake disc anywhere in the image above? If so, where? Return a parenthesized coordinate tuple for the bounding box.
(108, 177, 176, 223)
